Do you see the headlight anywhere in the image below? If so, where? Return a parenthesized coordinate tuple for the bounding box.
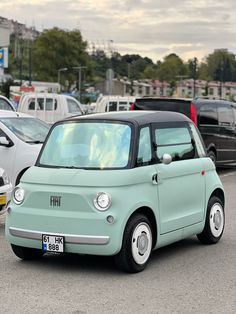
(94, 192, 111, 211)
(13, 187, 25, 205)
(2, 170, 10, 185)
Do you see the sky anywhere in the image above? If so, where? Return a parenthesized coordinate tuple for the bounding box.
(0, 0, 236, 62)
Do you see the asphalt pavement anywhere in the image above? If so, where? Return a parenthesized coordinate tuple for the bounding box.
(0, 168, 235, 314)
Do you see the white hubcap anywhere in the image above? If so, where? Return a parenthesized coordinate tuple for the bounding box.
(209, 203, 224, 237)
(131, 222, 152, 265)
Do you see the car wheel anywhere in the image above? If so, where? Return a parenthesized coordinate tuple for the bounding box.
(115, 214, 153, 273)
(11, 244, 44, 260)
(208, 150, 216, 165)
(197, 196, 225, 244)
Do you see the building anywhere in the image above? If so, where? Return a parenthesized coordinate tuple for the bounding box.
(176, 79, 236, 101)
(0, 16, 39, 41)
(95, 78, 171, 97)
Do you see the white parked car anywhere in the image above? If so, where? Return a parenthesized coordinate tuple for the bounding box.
(0, 110, 50, 186)
(18, 93, 84, 124)
(0, 95, 15, 111)
(95, 95, 135, 113)
(0, 168, 12, 216)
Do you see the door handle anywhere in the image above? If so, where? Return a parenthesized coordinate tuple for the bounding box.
(152, 173, 158, 184)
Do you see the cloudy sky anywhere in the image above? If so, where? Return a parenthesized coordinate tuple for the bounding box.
(1, 0, 236, 62)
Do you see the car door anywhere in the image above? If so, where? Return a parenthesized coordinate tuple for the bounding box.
(0, 124, 16, 183)
(217, 103, 236, 162)
(152, 122, 206, 234)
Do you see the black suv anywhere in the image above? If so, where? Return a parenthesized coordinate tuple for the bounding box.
(131, 97, 236, 165)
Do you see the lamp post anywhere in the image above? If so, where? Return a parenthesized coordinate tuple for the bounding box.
(73, 66, 87, 102)
(57, 68, 68, 90)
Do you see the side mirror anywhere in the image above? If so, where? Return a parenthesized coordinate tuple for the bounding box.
(0, 136, 14, 147)
(162, 153, 172, 165)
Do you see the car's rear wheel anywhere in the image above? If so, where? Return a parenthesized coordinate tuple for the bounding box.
(11, 244, 44, 260)
(197, 196, 225, 244)
(115, 214, 153, 273)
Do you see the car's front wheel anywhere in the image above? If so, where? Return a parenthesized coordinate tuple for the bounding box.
(115, 214, 153, 273)
(11, 244, 44, 260)
(197, 196, 225, 244)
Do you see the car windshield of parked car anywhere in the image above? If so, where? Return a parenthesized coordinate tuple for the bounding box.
(0, 117, 50, 143)
(39, 121, 132, 169)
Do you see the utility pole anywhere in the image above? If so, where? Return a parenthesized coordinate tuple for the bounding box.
(73, 66, 87, 102)
(193, 57, 197, 98)
(28, 44, 32, 86)
(57, 68, 68, 91)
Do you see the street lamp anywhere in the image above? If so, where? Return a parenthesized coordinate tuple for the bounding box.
(57, 68, 68, 88)
(73, 66, 87, 102)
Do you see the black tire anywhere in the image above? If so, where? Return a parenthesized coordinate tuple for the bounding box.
(208, 150, 216, 165)
(114, 214, 153, 273)
(197, 196, 225, 244)
(11, 244, 44, 260)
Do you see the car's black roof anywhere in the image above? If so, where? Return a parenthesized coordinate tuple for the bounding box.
(67, 111, 191, 126)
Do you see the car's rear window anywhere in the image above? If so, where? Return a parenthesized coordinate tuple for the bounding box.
(135, 99, 191, 117)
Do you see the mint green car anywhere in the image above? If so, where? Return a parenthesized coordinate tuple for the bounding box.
(5, 111, 225, 273)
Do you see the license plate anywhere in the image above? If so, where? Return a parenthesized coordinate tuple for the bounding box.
(42, 234, 64, 253)
(0, 195, 6, 205)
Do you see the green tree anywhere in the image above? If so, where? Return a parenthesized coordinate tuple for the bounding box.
(32, 27, 89, 87)
(157, 53, 187, 84)
(205, 49, 236, 82)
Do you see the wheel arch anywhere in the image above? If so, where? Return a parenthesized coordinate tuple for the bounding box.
(209, 188, 225, 207)
(15, 167, 30, 186)
(125, 206, 158, 249)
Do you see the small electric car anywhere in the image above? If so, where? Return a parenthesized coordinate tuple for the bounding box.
(5, 111, 225, 273)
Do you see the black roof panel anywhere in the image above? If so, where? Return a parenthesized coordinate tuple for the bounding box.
(67, 111, 191, 126)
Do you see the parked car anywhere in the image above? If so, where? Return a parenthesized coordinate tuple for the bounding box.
(5, 111, 225, 273)
(18, 93, 84, 124)
(0, 168, 12, 216)
(95, 95, 135, 113)
(0, 110, 50, 186)
(131, 97, 236, 165)
(0, 95, 15, 111)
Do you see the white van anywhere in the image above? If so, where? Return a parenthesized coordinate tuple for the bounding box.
(18, 93, 84, 124)
(95, 95, 135, 113)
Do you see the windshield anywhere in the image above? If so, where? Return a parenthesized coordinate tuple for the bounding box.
(67, 98, 83, 114)
(38, 121, 132, 169)
(1, 117, 50, 143)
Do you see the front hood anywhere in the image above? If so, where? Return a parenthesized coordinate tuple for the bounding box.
(21, 165, 154, 187)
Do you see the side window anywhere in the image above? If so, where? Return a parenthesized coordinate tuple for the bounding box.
(118, 102, 128, 111)
(45, 98, 57, 111)
(199, 104, 218, 125)
(0, 98, 12, 110)
(137, 127, 152, 166)
(0, 128, 6, 137)
(28, 98, 35, 110)
(155, 126, 195, 162)
(217, 105, 234, 126)
(67, 99, 82, 114)
(107, 102, 117, 112)
(189, 123, 206, 157)
(37, 98, 44, 111)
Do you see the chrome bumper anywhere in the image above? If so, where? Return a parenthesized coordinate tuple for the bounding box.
(9, 227, 110, 245)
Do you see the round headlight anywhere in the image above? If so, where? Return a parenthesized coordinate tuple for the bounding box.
(94, 192, 111, 211)
(13, 187, 25, 205)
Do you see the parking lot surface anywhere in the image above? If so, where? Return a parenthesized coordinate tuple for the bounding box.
(0, 167, 235, 314)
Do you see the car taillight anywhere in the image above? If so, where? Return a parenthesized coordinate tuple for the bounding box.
(130, 102, 136, 110)
(190, 102, 197, 124)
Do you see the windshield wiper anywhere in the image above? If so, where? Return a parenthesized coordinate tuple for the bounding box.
(26, 140, 44, 144)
